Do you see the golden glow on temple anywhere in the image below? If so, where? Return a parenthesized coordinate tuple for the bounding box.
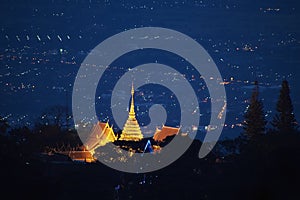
(119, 83, 144, 141)
(85, 121, 116, 151)
(62, 83, 182, 162)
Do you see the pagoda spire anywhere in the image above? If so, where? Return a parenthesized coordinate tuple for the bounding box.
(129, 82, 135, 118)
(119, 83, 143, 141)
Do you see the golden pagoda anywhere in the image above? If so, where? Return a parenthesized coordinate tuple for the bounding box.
(119, 83, 143, 141)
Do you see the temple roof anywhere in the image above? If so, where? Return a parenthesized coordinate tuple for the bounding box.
(153, 125, 180, 142)
(84, 122, 116, 150)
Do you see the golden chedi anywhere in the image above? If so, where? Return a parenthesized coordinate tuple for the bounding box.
(119, 84, 143, 141)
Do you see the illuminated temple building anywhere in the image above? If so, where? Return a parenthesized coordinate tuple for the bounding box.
(119, 84, 144, 141)
(79, 83, 181, 159)
(153, 125, 180, 142)
(85, 121, 116, 151)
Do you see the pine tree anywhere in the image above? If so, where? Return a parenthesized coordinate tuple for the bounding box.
(272, 80, 298, 133)
(243, 81, 266, 139)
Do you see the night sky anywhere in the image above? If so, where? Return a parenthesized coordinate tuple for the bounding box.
(1, 0, 300, 140)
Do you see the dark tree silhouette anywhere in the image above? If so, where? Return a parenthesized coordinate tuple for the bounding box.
(243, 81, 266, 139)
(31, 106, 81, 151)
(0, 116, 9, 134)
(37, 105, 71, 129)
(272, 80, 298, 133)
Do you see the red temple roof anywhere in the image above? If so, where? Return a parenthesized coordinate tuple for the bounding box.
(153, 125, 180, 142)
